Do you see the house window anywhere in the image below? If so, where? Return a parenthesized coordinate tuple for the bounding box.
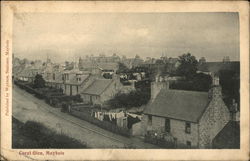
(186, 141, 191, 148)
(165, 119, 170, 132)
(185, 122, 191, 134)
(62, 75, 64, 80)
(53, 73, 55, 80)
(148, 115, 152, 125)
(173, 138, 177, 148)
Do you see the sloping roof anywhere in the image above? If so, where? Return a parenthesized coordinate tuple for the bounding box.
(80, 61, 118, 71)
(18, 67, 42, 78)
(144, 89, 209, 122)
(68, 74, 90, 85)
(82, 79, 113, 95)
(13, 65, 25, 76)
(197, 61, 240, 74)
(97, 63, 118, 70)
(212, 121, 240, 149)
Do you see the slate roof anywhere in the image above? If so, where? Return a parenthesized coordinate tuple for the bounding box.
(13, 65, 25, 76)
(68, 74, 90, 85)
(197, 61, 240, 74)
(97, 63, 118, 71)
(82, 79, 113, 96)
(212, 121, 240, 149)
(18, 67, 42, 78)
(144, 89, 209, 122)
(80, 61, 118, 71)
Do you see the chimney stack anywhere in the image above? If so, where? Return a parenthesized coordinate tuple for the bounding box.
(150, 75, 169, 103)
(230, 99, 240, 122)
(208, 74, 222, 99)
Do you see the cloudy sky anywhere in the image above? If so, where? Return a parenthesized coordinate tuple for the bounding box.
(13, 12, 239, 62)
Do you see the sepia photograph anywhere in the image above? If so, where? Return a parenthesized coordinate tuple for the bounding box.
(1, 1, 249, 161)
(12, 12, 240, 149)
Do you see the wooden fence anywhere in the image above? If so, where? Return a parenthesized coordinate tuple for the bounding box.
(70, 109, 131, 137)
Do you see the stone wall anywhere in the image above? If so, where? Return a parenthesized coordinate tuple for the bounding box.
(141, 114, 149, 136)
(71, 85, 79, 96)
(170, 119, 198, 148)
(142, 115, 199, 148)
(65, 84, 71, 96)
(198, 86, 230, 148)
(81, 94, 100, 105)
(132, 122, 143, 136)
(151, 116, 165, 131)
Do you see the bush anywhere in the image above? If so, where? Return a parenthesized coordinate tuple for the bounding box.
(107, 89, 150, 109)
(33, 74, 46, 88)
(219, 69, 240, 107)
(14, 120, 87, 149)
(170, 73, 212, 92)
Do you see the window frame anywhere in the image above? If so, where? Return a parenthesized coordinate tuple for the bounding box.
(173, 137, 177, 148)
(186, 141, 191, 148)
(185, 122, 191, 134)
(165, 118, 170, 133)
(148, 115, 152, 125)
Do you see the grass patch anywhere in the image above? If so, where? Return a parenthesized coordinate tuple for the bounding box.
(12, 117, 87, 149)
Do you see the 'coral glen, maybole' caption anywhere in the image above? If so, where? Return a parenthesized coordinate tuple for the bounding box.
(19, 151, 64, 156)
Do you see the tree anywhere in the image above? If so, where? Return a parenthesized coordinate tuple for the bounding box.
(107, 89, 150, 109)
(155, 59, 164, 64)
(177, 53, 198, 79)
(193, 73, 212, 91)
(33, 74, 45, 88)
(219, 70, 240, 107)
(116, 62, 129, 73)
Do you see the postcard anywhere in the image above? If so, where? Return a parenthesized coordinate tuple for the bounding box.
(1, 1, 249, 160)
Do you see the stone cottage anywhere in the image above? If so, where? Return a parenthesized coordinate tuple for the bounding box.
(18, 66, 43, 83)
(44, 63, 101, 96)
(142, 76, 230, 148)
(81, 75, 124, 105)
(62, 69, 90, 96)
(44, 64, 64, 88)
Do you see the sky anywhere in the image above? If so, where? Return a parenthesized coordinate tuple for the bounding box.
(13, 12, 239, 62)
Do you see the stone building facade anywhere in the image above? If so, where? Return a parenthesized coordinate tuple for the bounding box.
(142, 76, 230, 148)
(198, 84, 230, 148)
(81, 77, 123, 105)
(142, 114, 199, 148)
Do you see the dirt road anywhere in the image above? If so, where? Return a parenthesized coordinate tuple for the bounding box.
(12, 85, 157, 149)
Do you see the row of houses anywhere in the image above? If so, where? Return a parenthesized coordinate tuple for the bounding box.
(14, 60, 135, 106)
(14, 56, 240, 148)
